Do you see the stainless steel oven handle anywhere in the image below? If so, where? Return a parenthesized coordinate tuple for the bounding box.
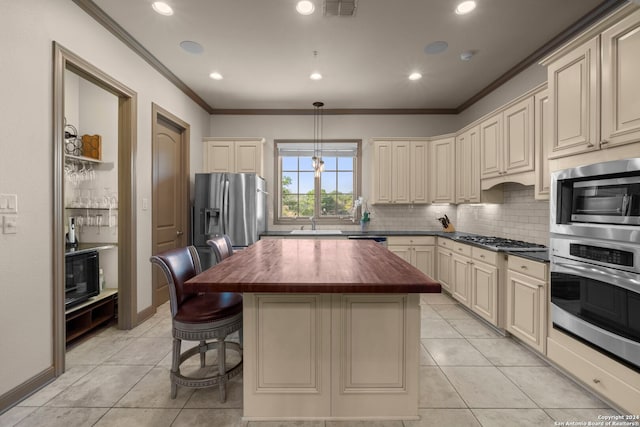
(552, 259, 640, 295)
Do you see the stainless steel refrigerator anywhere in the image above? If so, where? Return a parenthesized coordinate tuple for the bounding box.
(192, 173, 267, 269)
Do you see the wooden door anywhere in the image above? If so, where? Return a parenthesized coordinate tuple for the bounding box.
(152, 106, 189, 308)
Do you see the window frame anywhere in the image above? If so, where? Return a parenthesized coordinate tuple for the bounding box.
(274, 139, 362, 226)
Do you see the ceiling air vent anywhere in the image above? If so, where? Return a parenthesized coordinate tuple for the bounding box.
(324, 0, 357, 16)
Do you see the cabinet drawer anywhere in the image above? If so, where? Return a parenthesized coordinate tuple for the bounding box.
(547, 337, 640, 415)
(437, 237, 455, 249)
(508, 256, 547, 280)
(452, 242, 472, 257)
(388, 236, 435, 246)
(472, 247, 498, 265)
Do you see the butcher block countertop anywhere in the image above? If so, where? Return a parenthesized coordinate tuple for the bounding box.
(186, 238, 441, 294)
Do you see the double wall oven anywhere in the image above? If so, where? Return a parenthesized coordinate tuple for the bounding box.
(550, 158, 640, 370)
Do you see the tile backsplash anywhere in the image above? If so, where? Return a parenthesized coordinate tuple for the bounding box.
(456, 183, 550, 245)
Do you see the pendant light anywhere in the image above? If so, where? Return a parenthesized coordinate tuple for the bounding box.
(312, 101, 325, 177)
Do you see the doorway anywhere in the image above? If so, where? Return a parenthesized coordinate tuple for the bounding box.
(53, 42, 137, 375)
(151, 104, 190, 308)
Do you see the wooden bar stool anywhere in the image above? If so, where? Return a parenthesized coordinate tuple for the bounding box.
(150, 246, 242, 401)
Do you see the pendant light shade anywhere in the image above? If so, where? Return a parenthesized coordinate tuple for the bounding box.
(312, 101, 325, 177)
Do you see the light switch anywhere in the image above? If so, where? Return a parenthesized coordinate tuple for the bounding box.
(0, 194, 17, 213)
(142, 198, 149, 211)
(3, 215, 17, 234)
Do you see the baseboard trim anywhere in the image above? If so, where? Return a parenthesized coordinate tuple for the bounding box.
(0, 366, 55, 415)
(136, 305, 156, 326)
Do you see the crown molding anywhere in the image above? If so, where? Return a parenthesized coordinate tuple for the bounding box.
(74, 0, 627, 116)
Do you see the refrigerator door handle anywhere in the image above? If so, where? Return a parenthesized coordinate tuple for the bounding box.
(223, 179, 230, 235)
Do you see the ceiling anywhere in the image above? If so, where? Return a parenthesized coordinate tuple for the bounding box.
(86, 0, 619, 112)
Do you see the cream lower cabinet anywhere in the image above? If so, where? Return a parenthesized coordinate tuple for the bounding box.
(451, 242, 472, 307)
(388, 236, 435, 279)
(506, 255, 548, 354)
(243, 293, 420, 419)
(203, 138, 264, 176)
(469, 247, 500, 326)
(435, 241, 453, 293)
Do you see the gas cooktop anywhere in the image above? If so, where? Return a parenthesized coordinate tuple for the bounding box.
(455, 235, 547, 251)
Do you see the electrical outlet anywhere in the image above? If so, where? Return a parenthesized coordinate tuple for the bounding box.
(3, 215, 17, 234)
(0, 194, 17, 213)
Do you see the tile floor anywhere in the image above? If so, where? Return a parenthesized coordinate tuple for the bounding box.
(1, 293, 620, 427)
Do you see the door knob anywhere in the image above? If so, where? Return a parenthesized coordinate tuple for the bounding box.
(176, 230, 184, 236)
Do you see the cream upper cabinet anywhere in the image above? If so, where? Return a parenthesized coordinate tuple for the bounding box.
(410, 141, 429, 204)
(455, 126, 480, 203)
(534, 89, 551, 200)
(203, 138, 264, 176)
(481, 97, 535, 179)
(430, 137, 455, 203)
(480, 114, 503, 179)
(601, 9, 640, 149)
(373, 139, 428, 204)
(547, 36, 600, 159)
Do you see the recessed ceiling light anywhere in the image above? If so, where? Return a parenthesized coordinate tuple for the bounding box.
(209, 72, 223, 80)
(152, 1, 173, 16)
(310, 72, 323, 80)
(296, 1, 315, 15)
(455, 1, 476, 15)
(180, 41, 204, 54)
(408, 72, 422, 81)
(424, 41, 448, 55)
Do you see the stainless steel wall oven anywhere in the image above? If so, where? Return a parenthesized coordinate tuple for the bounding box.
(550, 159, 640, 370)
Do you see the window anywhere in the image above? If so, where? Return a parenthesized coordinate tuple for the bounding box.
(275, 140, 361, 224)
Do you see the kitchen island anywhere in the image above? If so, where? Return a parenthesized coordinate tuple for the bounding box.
(186, 238, 440, 420)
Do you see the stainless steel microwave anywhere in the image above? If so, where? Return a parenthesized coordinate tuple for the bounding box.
(551, 158, 640, 243)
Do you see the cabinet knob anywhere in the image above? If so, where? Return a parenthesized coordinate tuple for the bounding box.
(480, 254, 485, 258)
(593, 378, 601, 384)
(600, 140, 609, 145)
(520, 265, 527, 270)
(587, 143, 594, 148)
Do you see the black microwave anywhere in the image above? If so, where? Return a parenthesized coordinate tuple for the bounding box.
(65, 250, 100, 308)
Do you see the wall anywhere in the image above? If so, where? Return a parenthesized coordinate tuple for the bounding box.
(210, 114, 460, 228)
(456, 183, 550, 245)
(0, 0, 210, 399)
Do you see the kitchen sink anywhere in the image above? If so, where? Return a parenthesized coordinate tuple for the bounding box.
(289, 230, 343, 235)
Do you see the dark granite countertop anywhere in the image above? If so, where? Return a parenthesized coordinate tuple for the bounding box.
(260, 230, 549, 263)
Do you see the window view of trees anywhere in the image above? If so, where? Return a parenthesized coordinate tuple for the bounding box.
(281, 156, 354, 218)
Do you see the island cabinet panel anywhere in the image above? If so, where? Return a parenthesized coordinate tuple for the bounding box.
(331, 294, 419, 418)
(244, 293, 331, 417)
(243, 293, 420, 419)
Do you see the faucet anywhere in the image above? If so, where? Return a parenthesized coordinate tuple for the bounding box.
(310, 216, 317, 230)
